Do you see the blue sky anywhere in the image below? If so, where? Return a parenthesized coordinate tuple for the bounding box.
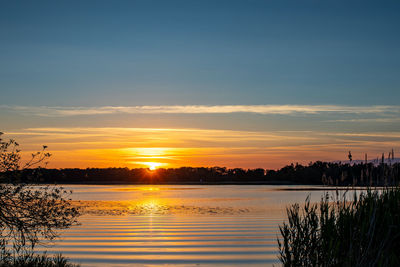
(1, 1, 400, 168)
(1, 0, 400, 106)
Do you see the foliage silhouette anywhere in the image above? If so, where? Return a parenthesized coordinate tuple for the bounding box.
(16, 161, 400, 186)
(278, 188, 400, 266)
(0, 132, 80, 265)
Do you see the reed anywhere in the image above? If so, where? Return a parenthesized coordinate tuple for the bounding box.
(278, 187, 400, 266)
(0, 253, 79, 267)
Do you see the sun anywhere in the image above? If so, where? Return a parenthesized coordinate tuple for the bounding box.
(145, 162, 162, 170)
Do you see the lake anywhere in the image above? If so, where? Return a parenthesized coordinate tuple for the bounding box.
(39, 185, 339, 266)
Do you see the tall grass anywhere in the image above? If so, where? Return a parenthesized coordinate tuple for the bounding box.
(0, 253, 79, 267)
(278, 188, 400, 266)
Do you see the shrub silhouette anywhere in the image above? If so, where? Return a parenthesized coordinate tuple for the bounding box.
(0, 132, 80, 264)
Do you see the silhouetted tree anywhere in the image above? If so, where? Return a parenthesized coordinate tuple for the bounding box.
(0, 132, 80, 261)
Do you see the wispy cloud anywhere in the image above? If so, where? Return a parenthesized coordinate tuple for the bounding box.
(2, 104, 399, 117)
(325, 118, 400, 123)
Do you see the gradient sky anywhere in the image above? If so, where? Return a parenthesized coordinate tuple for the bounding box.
(1, 0, 400, 169)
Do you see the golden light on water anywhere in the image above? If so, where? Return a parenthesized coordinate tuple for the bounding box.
(140, 200, 160, 213)
(138, 187, 160, 191)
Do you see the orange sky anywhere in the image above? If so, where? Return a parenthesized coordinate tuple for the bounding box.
(5, 126, 399, 170)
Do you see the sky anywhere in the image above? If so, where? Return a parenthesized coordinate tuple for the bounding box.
(1, 0, 400, 169)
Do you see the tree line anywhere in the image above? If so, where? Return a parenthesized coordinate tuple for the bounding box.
(7, 161, 400, 185)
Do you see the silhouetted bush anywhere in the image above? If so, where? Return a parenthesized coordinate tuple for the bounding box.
(0, 133, 80, 265)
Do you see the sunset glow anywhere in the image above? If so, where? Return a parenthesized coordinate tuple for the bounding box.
(3, 125, 397, 170)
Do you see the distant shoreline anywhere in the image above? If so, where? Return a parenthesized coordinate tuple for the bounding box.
(3, 161, 399, 187)
(13, 182, 387, 190)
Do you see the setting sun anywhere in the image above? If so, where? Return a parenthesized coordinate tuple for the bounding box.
(145, 162, 162, 170)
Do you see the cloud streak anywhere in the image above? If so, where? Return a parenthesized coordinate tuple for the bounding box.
(2, 105, 400, 117)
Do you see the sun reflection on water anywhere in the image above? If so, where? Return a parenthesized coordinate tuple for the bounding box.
(132, 199, 169, 215)
(138, 187, 160, 191)
(74, 186, 254, 216)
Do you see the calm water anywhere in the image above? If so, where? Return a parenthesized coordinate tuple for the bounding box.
(39, 185, 337, 266)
